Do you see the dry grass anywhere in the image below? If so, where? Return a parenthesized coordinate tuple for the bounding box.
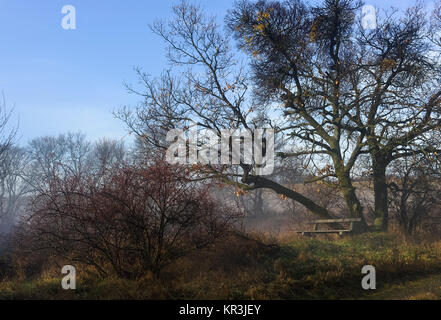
(2, 231, 441, 299)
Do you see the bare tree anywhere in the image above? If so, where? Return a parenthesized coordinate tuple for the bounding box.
(228, 0, 441, 231)
(0, 93, 18, 234)
(117, 1, 342, 225)
(0, 147, 29, 234)
(25, 132, 92, 192)
(388, 154, 441, 236)
(90, 138, 126, 173)
(116, 0, 441, 232)
(0, 93, 16, 161)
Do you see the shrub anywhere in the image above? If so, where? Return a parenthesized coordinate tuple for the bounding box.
(17, 157, 241, 278)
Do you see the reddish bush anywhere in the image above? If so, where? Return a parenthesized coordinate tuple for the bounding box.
(18, 158, 241, 278)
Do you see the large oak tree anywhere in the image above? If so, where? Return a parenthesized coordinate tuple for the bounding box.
(119, 0, 441, 231)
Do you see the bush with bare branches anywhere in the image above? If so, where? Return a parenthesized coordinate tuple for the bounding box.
(18, 157, 241, 278)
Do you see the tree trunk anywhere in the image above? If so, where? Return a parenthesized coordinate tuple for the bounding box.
(244, 173, 368, 232)
(244, 175, 333, 219)
(339, 173, 368, 232)
(372, 156, 389, 232)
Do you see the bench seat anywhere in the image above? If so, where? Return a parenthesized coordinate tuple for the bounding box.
(297, 218, 362, 236)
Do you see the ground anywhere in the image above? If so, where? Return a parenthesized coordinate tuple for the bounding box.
(364, 273, 441, 300)
(1, 232, 441, 299)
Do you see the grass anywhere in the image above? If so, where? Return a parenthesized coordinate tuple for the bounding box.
(263, 232, 441, 299)
(2, 232, 441, 299)
(363, 273, 441, 300)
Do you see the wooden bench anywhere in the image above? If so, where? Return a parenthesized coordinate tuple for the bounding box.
(297, 218, 362, 236)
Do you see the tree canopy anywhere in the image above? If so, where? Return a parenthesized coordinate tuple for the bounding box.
(119, 0, 441, 231)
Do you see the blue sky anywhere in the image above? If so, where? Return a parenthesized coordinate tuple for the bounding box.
(0, 0, 432, 145)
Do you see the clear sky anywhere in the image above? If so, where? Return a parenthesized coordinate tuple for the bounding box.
(0, 0, 433, 145)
